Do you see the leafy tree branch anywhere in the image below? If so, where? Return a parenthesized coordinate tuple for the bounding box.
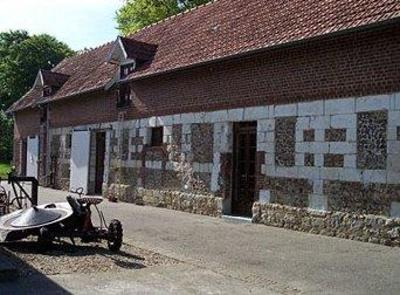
(116, 0, 211, 35)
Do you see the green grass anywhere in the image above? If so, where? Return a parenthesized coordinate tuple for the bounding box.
(0, 162, 11, 179)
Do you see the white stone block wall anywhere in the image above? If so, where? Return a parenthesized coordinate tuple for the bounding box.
(256, 93, 400, 213)
(47, 92, 400, 215)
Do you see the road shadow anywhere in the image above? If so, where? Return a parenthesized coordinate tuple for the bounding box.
(0, 248, 71, 294)
(3, 240, 146, 272)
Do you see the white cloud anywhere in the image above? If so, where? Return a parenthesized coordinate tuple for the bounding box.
(0, 0, 124, 50)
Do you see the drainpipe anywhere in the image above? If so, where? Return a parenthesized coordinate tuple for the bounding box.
(45, 103, 50, 185)
(38, 103, 50, 185)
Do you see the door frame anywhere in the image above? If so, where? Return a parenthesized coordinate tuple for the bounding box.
(231, 121, 258, 217)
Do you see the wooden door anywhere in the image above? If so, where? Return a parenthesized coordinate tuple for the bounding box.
(95, 132, 106, 195)
(232, 122, 257, 217)
(26, 135, 39, 179)
(70, 130, 91, 194)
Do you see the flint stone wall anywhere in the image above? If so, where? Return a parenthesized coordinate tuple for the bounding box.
(105, 184, 222, 217)
(252, 202, 400, 246)
(48, 132, 71, 191)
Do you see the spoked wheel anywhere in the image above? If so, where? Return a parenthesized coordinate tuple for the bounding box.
(107, 219, 123, 252)
(38, 226, 54, 250)
(0, 185, 7, 203)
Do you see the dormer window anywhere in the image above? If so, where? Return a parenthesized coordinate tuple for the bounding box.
(107, 36, 157, 82)
(43, 86, 53, 97)
(33, 70, 69, 98)
(117, 83, 131, 108)
(120, 62, 135, 79)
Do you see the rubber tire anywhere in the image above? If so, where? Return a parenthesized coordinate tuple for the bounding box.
(38, 227, 53, 250)
(107, 219, 123, 252)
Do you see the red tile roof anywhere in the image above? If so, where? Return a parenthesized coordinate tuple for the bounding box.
(8, 0, 400, 113)
(50, 42, 117, 101)
(9, 85, 43, 111)
(124, 0, 400, 80)
(8, 43, 117, 112)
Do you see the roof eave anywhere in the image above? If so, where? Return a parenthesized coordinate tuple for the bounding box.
(38, 85, 107, 106)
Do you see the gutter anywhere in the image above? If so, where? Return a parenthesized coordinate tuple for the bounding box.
(8, 85, 108, 115)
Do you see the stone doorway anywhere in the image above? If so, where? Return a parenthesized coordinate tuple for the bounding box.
(231, 121, 257, 217)
(94, 132, 106, 195)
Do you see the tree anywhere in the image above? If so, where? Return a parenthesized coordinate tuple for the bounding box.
(116, 0, 211, 35)
(0, 30, 74, 162)
(0, 30, 74, 110)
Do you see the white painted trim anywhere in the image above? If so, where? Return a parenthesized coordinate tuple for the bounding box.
(107, 36, 135, 66)
(118, 36, 128, 60)
(31, 70, 44, 90)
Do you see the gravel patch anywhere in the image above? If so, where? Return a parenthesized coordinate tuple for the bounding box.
(0, 239, 179, 277)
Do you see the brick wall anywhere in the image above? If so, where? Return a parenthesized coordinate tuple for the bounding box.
(13, 109, 40, 175)
(49, 91, 118, 128)
(14, 109, 41, 139)
(125, 24, 400, 119)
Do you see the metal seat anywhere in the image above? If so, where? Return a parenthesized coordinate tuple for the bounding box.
(66, 195, 84, 217)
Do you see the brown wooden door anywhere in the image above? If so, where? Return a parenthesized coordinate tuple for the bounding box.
(95, 132, 106, 195)
(232, 122, 257, 217)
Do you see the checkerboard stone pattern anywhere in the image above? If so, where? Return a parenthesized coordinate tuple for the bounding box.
(48, 93, 400, 223)
(258, 94, 400, 217)
(191, 123, 214, 163)
(357, 111, 387, 170)
(325, 128, 346, 142)
(275, 117, 296, 167)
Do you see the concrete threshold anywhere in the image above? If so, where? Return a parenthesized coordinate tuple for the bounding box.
(222, 215, 252, 223)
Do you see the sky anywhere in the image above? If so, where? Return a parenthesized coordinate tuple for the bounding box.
(0, 0, 124, 50)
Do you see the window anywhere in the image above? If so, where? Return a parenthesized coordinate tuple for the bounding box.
(43, 86, 52, 97)
(120, 62, 135, 79)
(117, 83, 131, 108)
(151, 127, 163, 147)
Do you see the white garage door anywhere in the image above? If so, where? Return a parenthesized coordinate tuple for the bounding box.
(69, 130, 91, 194)
(26, 136, 39, 179)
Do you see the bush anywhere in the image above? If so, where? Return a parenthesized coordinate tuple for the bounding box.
(0, 111, 13, 162)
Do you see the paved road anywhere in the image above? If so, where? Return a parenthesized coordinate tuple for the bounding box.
(2, 183, 400, 294)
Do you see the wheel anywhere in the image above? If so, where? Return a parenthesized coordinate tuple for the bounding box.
(107, 219, 123, 252)
(38, 227, 53, 250)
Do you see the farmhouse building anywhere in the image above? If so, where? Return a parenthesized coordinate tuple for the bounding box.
(7, 0, 400, 244)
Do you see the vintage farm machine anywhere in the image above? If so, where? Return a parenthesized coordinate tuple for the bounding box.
(0, 174, 38, 215)
(0, 173, 123, 251)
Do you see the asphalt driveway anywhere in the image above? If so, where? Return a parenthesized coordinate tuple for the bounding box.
(2, 183, 400, 294)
